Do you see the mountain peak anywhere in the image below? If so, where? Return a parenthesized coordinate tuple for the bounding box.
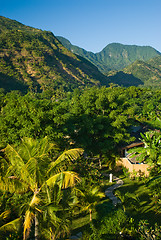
(57, 37, 161, 73)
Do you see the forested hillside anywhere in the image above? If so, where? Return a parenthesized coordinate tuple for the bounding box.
(57, 36, 161, 73)
(0, 16, 108, 93)
(106, 56, 161, 88)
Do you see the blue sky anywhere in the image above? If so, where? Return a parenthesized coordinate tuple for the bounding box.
(0, 0, 161, 53)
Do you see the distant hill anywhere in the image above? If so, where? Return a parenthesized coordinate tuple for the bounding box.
(106, 56, 161, 88)
(0, 16, 108, 93)
(57, 36, 161, 73)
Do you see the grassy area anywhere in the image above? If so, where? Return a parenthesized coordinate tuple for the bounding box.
(71, 212, 97, 230)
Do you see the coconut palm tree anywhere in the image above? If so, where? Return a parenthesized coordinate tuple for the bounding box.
(0, 137, 84, 239)
(114, 190, 140, 213)
(79, 186, 105, 221)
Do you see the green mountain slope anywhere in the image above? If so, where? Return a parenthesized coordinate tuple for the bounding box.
(0, 16, 108, 92)
(106, 56, 161, 88)
(57, 36, 106, 72)
(57, 36, 161, 73)
(96, 43, 161, 71)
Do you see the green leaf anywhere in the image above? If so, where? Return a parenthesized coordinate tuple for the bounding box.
(0, 218, 21, 233)
(46, 171, 80, 189)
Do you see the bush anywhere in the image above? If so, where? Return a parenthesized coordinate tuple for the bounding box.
(89, 209, 132, 240)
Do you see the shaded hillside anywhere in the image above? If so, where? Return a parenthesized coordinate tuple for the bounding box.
(106, 71, 144, 87)
(57, 36, 161, 73)
(0, 16, 108, 93)
(106, 56, 161, 88)
(57, 36, 107, 72)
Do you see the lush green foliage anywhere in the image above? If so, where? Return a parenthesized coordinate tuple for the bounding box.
(1, 15, 161, 240)
(89, 209, 129, 240)
(0, 137, 83, 239)
(0, 86, 161, 156)
(0, 84, 161, 239)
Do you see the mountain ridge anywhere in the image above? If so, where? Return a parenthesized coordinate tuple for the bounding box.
(57, 36, 161, 73)
(0, 15, 161, 92)
(0, 16, 108, 93)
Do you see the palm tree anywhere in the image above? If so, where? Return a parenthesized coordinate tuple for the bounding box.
(128, 131, 161, 167)
(114, 190, 140, 213)
(79, 186, 105, 221)
(39, 184, 78, 240)
(0, 137, 84, 239)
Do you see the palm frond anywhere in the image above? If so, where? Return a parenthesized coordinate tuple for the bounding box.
(147, 175, 161, 185)
(29, 194, 40, 207)
(26, 157, 37, 179)
(46, 171, 80, 189)
(0, 210, 10, 221)
(26, 155, 45, 189)
(0, 176, 31, 193)
(4, 145, 34, 187)
(128, 147, 145, 154)
(21, 138, 32, 160)
(5, 144, 24, 167)
(35, 207, 42, 213)
(21, 137, 40, 159)
(23, 210, 34, 240)
(37, 136, 54, 157)
(0, 157, 9, 176)
(22, 137, 54, 158)
(48, 148, 84, 174)
(0, 218, 21, 233)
